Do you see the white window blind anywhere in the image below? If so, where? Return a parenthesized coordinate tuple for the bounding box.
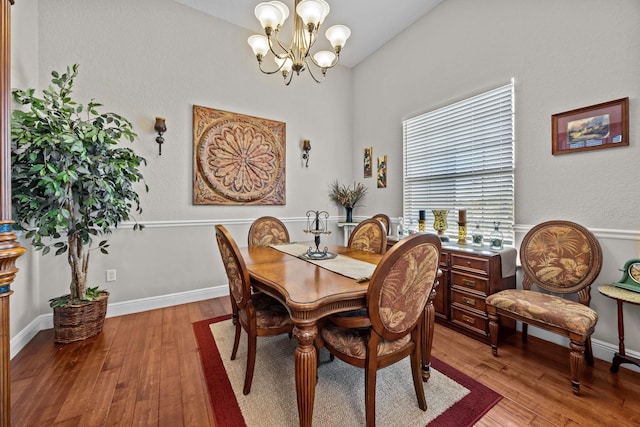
(402, 81, 515, 244)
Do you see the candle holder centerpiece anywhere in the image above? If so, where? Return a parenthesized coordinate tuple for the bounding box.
(302, 210, 337, 260)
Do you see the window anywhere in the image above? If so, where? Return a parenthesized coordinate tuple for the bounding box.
(402, 81, 515, 244)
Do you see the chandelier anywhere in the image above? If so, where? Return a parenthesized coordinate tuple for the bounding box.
(247, 0, 351, 85)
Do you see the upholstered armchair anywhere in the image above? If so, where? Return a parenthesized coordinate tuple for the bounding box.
(486, 220, 602, 395)
(320, 233, 442, 427)
(215, 225, 293, 395)
(248, 216, 290, 247)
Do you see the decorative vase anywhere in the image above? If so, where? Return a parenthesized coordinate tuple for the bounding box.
(432, 209, 449, 240)
(53, 291, 109, 344)
(345, 206, 353, 223)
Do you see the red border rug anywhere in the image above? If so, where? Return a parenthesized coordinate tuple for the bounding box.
(193, 315, 501, 427)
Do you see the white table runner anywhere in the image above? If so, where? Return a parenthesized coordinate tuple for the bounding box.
(270, 243, 376, 282)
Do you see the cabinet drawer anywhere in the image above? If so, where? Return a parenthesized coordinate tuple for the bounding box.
(450, 272, 489, 295)
(450, 253, 490, 275)
(451, 288, 486, 313)
(451, 306, 488, 335)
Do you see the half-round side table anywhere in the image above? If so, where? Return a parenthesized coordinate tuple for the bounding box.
(598, 285, 640, 373)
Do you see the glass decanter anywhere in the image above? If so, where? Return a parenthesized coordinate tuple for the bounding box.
(471, 223, 484, 247)
(489, 221, 503, 250)
(397, 217, 405, 237)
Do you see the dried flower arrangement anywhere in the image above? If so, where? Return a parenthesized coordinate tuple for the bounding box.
(328, 181, 367, 208)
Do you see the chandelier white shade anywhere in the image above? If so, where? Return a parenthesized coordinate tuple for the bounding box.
(247, 0, 351, 85)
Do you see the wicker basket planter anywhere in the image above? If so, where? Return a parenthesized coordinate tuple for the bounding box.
(53, 292, 109, 344)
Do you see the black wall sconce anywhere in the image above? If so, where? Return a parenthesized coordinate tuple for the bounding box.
(154, 117, 167, 155)
(302, 139, 311, 167)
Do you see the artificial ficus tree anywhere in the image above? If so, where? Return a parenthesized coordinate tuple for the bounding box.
(11, 64, 148, 306)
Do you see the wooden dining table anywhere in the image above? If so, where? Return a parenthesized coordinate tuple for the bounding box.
(239, 243, 438, 427)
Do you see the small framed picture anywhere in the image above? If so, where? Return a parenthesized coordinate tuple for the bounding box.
(364, 147, 372, 178)
(377, 155, 387, 188)
(552, 97, 629, 155)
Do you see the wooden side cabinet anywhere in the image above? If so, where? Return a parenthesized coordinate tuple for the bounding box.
(388, 238, 516, 343)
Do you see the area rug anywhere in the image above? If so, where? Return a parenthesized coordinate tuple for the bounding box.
(193, 315, 501, 427)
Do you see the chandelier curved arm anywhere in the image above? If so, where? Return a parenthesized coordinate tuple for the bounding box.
(283, 69, 295, 86)
(267, 29, 293, 58)
(303, 59, 324, 84)
(257, 58, 288, 75)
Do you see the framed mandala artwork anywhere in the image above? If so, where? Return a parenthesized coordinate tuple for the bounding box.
(193, 105, 286, 205)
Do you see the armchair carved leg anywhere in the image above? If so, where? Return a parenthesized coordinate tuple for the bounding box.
(569, 339, 586, 395)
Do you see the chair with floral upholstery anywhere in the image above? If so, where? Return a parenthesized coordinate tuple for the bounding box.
(215, 225, 293, 395)
(348, 218, 388, 255)
(320, 233, 442, 427)
(371, 213, 391, 235)
(486, 220, 602, 395)
(326, 219, 389, 328)
(248, 216, 290, 247)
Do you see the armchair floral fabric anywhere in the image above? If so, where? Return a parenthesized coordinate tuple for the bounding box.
(378, 243, 439, 334)
(486, 290, 597, 334)
(322, 240, 440, 356)
(348, 219, 387, 254)
(217, 232, 245, 305)
(248, 216, 290, 247)
(521, 225, 595, 289)
(372, 214, 391, 235)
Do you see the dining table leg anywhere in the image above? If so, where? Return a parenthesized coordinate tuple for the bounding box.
(293, 323, 318, 427)
(421, 283, 438, 381)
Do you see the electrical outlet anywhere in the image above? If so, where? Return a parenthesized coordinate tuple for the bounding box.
(106, 269, 117, 282)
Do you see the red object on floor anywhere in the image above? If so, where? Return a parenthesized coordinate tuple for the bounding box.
(193, 316, 501, 427)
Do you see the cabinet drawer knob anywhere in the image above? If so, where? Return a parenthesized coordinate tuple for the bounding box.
(462, 315, 475, 324)
(463, 296, 476, 306)
(462, 279, 475, 288)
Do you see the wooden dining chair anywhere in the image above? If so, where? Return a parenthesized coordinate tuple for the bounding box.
(320, 233, 442, 427)
(371, 214, 391, 235)
(348, 218, 388, 254)
(486, 220, 602, 395)
(248, 216, 290, 247)
(215, 225, 293, 395)
(326, 219, 390, 327)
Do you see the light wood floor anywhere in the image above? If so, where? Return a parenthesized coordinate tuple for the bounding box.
(10, 297, 640, 426)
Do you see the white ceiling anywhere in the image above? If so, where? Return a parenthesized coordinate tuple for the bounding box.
(175, 0, 444, 68)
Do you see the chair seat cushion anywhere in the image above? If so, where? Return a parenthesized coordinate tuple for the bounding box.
(486, 289, 597, 335)
(321, 324, 410, 359)
(251, 292, 292, 329)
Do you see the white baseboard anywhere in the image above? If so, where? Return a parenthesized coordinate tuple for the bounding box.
(10, 285, 228, 359)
